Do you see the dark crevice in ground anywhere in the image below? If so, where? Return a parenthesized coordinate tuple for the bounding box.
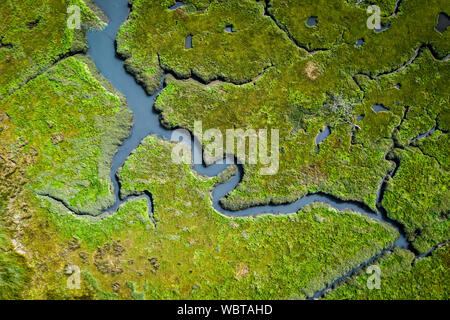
(351, 75, 367, 101)
(168, 2, 184, 11)
(375, 106, 444, 246)
(311, 245, 394, 299)
(317, 240, 449, 299)
(0, 49, 84, 101)
(260, 0, 330, 53)
(402, 115, 446, 169)
(112, 1, 433, 299)
(377, 46, 421, 77)
(375, 106, 413, 249)
(409, 127, 436, 144)
(36, 192, 94, 216)
(414, 141, 445, 169)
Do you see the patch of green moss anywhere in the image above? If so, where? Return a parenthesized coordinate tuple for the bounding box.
(414, 130, 449, 171)
(0, 0, 448, 300)
(2, 133, 398, 299)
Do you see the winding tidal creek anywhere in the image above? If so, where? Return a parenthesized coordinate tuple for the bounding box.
(84, 0, 415, 299)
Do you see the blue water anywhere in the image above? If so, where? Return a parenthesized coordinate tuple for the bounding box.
(185, 34, 193, 49)
(375, 22, 391, 32)
(436, 12, 449, 33)
(169, 2, 184, 11)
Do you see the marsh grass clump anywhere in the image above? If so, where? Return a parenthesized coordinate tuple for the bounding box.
(114, 136, 398, 299)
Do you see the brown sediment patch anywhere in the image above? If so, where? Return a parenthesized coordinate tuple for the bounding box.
(234, 262, 250, 280)
(304, 61, 320, 80)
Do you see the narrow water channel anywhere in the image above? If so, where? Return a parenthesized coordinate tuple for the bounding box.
(83, 0, 412, 298)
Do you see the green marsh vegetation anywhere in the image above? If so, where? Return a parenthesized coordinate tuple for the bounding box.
(115, 136, 398, 299)
(0, 0, 448, 299)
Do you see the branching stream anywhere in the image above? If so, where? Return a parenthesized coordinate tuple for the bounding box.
(42, 0, 443, 299)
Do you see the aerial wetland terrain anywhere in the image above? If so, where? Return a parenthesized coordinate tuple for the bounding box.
(0, 0, 448, 300)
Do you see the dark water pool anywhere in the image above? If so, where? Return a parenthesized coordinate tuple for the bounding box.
(375, 22, 391, 32)
(77, 0, 413, 298)
(306, 16, 318, 27)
